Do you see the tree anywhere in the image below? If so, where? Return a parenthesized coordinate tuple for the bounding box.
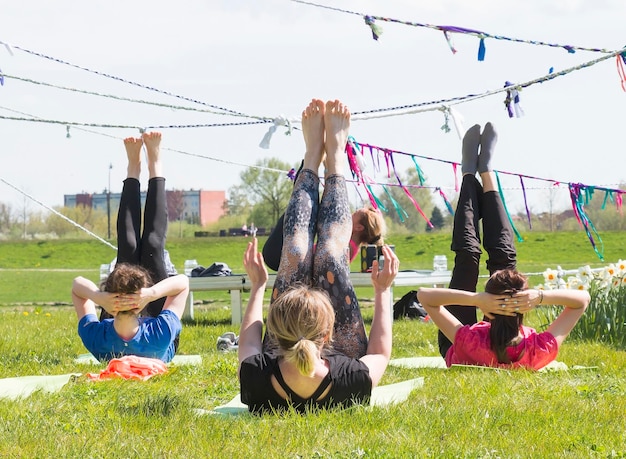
(167, 190, 186, 222)
(427, 206, 445, 231)
(225, 185, 252, 217)
(0, 203, 16, 234)
(236, 157, 295, 228)
(46, 205, 108, 239)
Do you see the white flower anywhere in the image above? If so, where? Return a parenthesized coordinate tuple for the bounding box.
(567, 277, 587, 291)
(577, 265, 593, 282)
(616, 259, 626, 275)
(543, 268, 559, 284)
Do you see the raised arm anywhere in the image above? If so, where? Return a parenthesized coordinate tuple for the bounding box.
(72, 276, 105, 320)
(359, 245, 399, 387)
(238, 238, 269, 373)
(417, 288, 516, 344)
(540, 289, 589, 346)
(148, 274, 189, 319)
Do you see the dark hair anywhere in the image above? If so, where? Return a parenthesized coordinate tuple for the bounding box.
(484, 269, 528, 364)
(102, 262, 153, 294)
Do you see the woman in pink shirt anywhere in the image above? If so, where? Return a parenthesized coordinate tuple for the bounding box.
(417, 122, 589, 370)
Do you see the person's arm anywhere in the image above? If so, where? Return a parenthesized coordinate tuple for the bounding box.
(238, 238, 269, 373)
(541, 289, 589, 346)
(417, 288, 516, 344)
(72, 276, 130, 320)
(110, 274, 190, 319)
(359, 245, 398, 387)
(72, 276, 102, 320)
(151, 274, 189, 319)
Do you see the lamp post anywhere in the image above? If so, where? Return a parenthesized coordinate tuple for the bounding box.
(107, 163, 112, 240)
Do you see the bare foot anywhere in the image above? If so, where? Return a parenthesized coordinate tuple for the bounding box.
(142, 131, 163, 178)
(324, 100, 350, 176)
(124, 137, 143, 179)
(301, 99, 325, 173)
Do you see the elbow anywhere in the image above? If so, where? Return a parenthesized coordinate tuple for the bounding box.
(581, 291, 591, 311)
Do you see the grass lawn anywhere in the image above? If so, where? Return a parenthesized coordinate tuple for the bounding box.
(1, 303, 625, 457)
(0, 232, 625, 457)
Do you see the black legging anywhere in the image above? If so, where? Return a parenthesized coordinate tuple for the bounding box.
(262, 213, 285, 272)
(100, 177, 168, 319)
(437, 174, 516, 357)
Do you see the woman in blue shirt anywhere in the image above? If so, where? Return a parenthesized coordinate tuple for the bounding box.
(72, 132, 188, 362)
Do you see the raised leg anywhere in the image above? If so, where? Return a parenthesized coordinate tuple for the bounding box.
(140, 132, 168, 317)
(438, 126, 484, 357)
(314, 100, 367, 359)
(263, 99, 325, 352)
(479, 123, 516, 273)
(116, 137, 143, 266)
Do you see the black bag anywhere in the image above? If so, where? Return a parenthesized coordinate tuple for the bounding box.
(191, 262, 232, 277)
(393, 290, 428, 320)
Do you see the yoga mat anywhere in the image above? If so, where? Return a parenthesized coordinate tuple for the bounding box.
(195, 377, 425, 416)
(389, 356, 447, 369)
(75, 353, 202, 366)
(389, 356, 596, 372)
(0, 373, 80, 400)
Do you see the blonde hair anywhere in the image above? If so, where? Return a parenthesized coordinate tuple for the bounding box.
(355, 207, 386, 246)
(266, 285, 335, 377)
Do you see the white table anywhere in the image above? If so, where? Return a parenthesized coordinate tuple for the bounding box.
(184, 270, 451, 324)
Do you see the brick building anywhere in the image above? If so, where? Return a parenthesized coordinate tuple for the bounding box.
(64, 189, 226, 226)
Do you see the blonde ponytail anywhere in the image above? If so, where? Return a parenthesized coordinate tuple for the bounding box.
(267, 285, 335, 376)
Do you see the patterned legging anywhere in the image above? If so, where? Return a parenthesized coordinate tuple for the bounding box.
(265, 169, 368, 359)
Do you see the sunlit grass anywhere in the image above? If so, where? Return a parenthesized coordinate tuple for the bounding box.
(1, 304, 625, 457)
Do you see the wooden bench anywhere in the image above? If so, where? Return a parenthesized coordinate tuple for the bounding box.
(184, 270, 451, 323)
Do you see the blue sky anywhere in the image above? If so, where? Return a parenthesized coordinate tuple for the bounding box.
(1, 0, 624, 219)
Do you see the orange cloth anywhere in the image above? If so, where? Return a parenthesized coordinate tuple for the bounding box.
(87, 355, 168, 381)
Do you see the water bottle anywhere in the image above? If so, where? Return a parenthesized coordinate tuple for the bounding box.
(433, 255, 448, 272)
(184, 259, 198, 276)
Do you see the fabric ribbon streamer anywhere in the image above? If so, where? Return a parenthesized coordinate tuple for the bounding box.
(504, 81, 524, 118)
(442, 30, 457, 54)
(440, 109, 451, 133)
(382, 185, 408, 222)
(258, 116, 292, 149)
(617, 51, 626, 92)
(519, 175, 532, 229)
(599, 190, 623, 216)
(448, 106, 465, 140)
(410, 156, 427, 186)
(568, 183, 604, 260)
(495, 172, 523, 242)
(601, 190, 614, 210)
(477, 36, 486, 61)
(451, 163, 459, 192)
(435, 187, 454, 215)
(385, 150, 433, 228)
(346, 137, 383, 210)
(364, 15, 383, 40)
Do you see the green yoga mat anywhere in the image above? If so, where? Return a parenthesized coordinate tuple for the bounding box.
(0, 373, 81, 400)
